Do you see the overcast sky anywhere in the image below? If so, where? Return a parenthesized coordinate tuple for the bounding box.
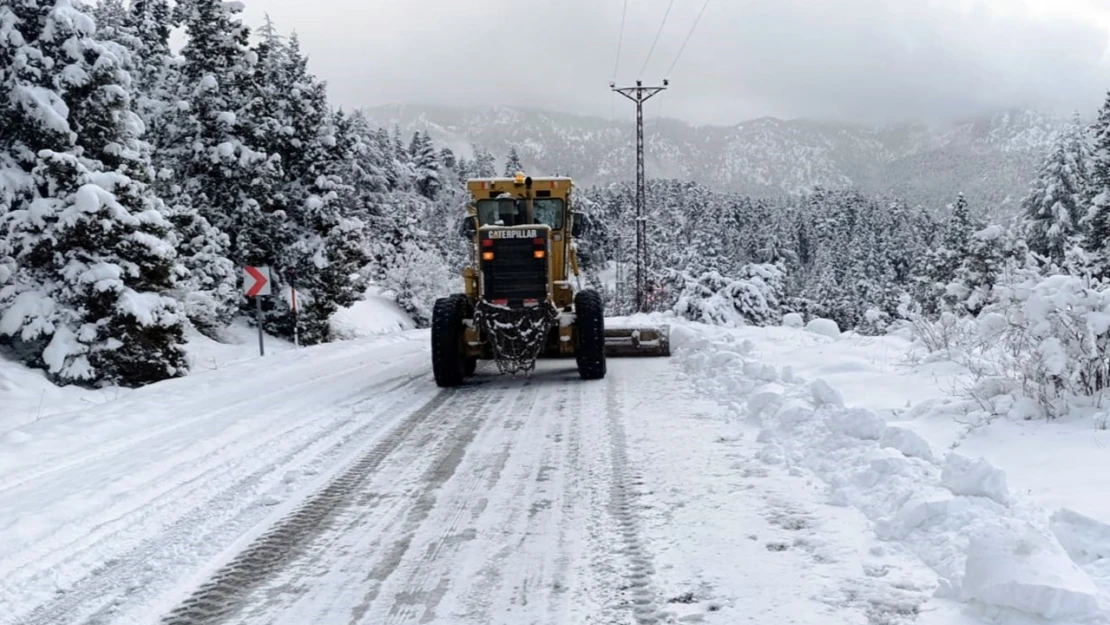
(238, 0, 1110, 126)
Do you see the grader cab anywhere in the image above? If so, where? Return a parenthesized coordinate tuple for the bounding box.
(430, 173, 670, 387)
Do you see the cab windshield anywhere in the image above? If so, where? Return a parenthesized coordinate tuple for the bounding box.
(476, 198, 564, 229)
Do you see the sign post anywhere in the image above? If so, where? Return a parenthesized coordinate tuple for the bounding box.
(289, 268, 299, 348)
(244, 265, 272, 356)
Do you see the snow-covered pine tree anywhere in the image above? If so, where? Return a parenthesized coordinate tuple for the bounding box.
(411, 131, 441, 199)
(754, 203, 797, 268)
(918, 192, 980, 314)
(439, 147, 456, 172)
(944, 193, 974, 256)
(389, 125, 414, 190)
(807, 260, 849, 325)
(339, 110, 389, 210)
(0, 0, 187, 386)
(862, 201, 904, 324)
(503, 146, 523, 176)
(370, 192, 449, 327)
(1022, 114, 1093, 265)
(1084, 93, 1110, 277)
(472, 146, 497, 178)
(127, 0, 174, 65)
(123, 0, 235, 335)
(121, 0, 178, 194)
(90, 0, 175, 136)
(944, 224, 1014, 316)
(850, 230, 893, 333)
(799, 189, 859, 327)
(372, 127, 400, 190)
(406, 131, 422, 160)
(89, 0, 127, 34)
(166, 0, 286, 329)
(247, 31, 370, 343)
(454, 155, 472, 181)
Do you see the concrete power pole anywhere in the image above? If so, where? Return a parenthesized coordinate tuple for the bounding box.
(611, 79, 667, 313)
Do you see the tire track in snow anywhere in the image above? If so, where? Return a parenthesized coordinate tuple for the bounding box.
(605, 372, 662, 625)
(548, 378, 583, 625)
(218, 366, 593, 625)
(156, 387, 461, 625)
(10, 371, 429, 625)
(2, 369, 418, 591)
(224, 382, 518, 625)
(356, 381, 541, 625)
(351, 407, 489, 624)
(472, 377, 575, 624)
(375, 376, 567, 625)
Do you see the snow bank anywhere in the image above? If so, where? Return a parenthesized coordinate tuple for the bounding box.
(828, 407, 885, 440)
(941, 453, 1009, 505)
(328, 286, 415, 340)
(805, 317, 840, 339)
(781, 312, 804, 328)
(2, 287, 415, 430)
(672, 324, 1104, 620)
(962, 524, 1100, 619)
(879, 426, 934, 462)
(810, 378, 844, 407)
(1051, 508, 1110, 564)
(0, 354, 119, 431)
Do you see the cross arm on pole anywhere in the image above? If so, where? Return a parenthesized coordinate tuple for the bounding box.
(611, 86, 667, 103)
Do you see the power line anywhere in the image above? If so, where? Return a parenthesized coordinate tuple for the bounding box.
(665, 0, 711, 77)
(612, 0, 629, 81)
(639, 0, 676, 77)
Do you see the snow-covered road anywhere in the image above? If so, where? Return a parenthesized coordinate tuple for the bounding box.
(6, 332, 705, 625)
(167, 359, 638, 625)
(2, 334, 434, 625)
(9, 324, 1101, 625)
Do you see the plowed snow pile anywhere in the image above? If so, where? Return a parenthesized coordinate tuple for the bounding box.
(670, 321, 1108, 624)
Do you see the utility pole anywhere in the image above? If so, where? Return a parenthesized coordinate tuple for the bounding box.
(611, 79, 667, 313)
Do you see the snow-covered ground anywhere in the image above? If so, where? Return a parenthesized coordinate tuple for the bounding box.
(2, 304, 1107, 624)
(1, 320, 297, 434)
(1, 287, 407, 434)
(666, 317, 1110, 624)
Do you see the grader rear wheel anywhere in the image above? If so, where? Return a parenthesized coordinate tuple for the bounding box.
(431, 295, 469, 387)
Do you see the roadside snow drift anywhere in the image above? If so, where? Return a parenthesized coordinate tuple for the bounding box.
(670, 323, 1106, 622)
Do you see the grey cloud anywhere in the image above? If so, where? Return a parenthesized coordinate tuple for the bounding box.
(242, 0, 1110, 125)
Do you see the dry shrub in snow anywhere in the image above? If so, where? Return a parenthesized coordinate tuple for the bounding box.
(908, 311, 978, 358)
(976, 274, 1110, 417)
(907, 263, 1110, 418)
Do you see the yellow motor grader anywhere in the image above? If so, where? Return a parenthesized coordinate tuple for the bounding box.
(431, 172, 670, 387)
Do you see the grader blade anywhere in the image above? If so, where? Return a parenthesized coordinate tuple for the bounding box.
(604, 325, 671, 357)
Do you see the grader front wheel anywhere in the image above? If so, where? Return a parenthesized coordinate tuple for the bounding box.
(575, 290, 606, 380)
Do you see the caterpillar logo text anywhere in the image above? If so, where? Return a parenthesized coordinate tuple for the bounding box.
(488, 229, 539, 239)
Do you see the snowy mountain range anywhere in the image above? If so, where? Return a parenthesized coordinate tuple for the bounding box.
(364, 105, 1068, 217)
